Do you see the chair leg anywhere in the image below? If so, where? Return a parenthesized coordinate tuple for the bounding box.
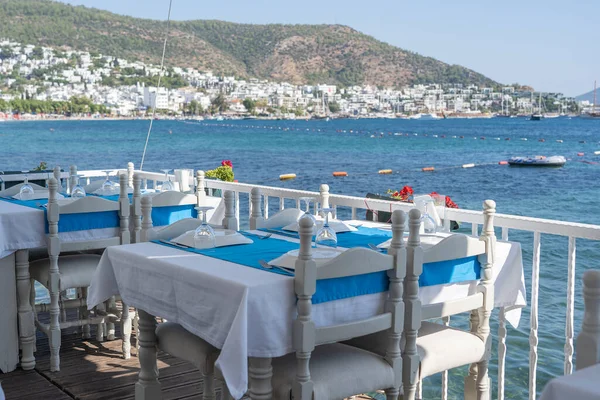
(202, 372, 216, 400)
(105, 298, 116, 340)
(121, 303, 131, 359)
(476, 360, 491, 400)
(133, 309, 140, 350)
(29, 279, 37, 353)
(385, 387, 399, 400)
(48, 280, 61, 372)
(80, 288, 91, 339)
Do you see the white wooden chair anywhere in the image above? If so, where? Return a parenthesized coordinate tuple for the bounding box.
(576, 270, 600, 370)
(28, 175, 132, 371)
(249, 187, 305, 230)
(0, 181, 47, 197)
(345, 200, 496, 400)
(269, 209, 422, 400)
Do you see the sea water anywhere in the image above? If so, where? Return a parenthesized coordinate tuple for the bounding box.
(1, 117, 599, 398)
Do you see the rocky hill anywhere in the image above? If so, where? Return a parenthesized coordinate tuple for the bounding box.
(0, 0, 499, 88)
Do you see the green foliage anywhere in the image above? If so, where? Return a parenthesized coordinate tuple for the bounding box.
(205, 166, 234, 182)
(184, 99, 203, 115)
(210, 94, 228, 113)
(0, 97, 108, 114)
(32, 161, 47, 171)
(328, 101, 340, 113)
(29, 46, 44, 59)
(242, 98, 255, 113)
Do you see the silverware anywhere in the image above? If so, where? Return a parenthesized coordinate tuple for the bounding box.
(368, 243, 385, 252)
(158, 239, 193, 249)
(260, 228, 299, 239)
(240, 231, 272, 240)
(258, 259, 293, 274)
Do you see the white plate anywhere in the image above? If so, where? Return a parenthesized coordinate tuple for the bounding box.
(171, 229, 253, 248)
(376, 234, 446, 249)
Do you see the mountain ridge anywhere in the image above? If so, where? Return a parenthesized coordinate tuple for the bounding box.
(0, 0, 500, 88)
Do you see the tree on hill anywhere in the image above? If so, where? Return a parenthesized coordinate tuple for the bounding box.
(328, 101, 340, 113)
(243, 98, 255, 113)
(210, 94, 228, 114)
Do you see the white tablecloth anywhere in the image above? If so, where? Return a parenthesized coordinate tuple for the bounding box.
(88, 231, 526, 399)
(538, 364, 600, 400)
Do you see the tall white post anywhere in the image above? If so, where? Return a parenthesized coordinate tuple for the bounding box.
(196, 170, 206, 204)
(141, 196, 153, 243)
(249, 188, 264, 230)
(222, 190, 238, 230)
(529, 231, 541, 400)
(564, 236, 576, 374)
(47, 177, 61, 371)
(68, 165, 77, 195)
(132, 174, 142, 243)
(127, 162, 134, 188)
(319, 184, 330, 218)
(576, 270, 600, 370)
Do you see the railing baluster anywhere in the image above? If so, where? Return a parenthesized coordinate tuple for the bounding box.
(441, 315, 450, 400)
(498, 307, 507, 400)
(234, 191, 240, 225)
(529, 231, 541, 400)
(502, 227, 509, 241)
(471, 223, 478, 237)
(351, 207, 357, 220)
(564, 236, 576, 374)
(279, 196, 284, 211)
(264, 196, 269, 219)
(248, 192, 252, 219)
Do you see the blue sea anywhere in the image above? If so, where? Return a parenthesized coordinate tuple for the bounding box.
(1, 117, 599, 398)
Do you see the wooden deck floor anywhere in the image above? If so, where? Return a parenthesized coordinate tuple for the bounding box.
(1, 313, 377, 400)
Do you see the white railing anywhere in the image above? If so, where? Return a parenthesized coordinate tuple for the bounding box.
(201, 176, 600, 400)
(8, 166, 600, 398)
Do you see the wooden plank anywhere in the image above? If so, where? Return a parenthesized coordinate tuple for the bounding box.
(0, 369, 71, 400)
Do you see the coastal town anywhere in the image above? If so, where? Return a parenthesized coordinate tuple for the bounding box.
(0, 39, 586, 120)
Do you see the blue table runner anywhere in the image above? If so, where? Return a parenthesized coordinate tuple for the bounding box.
(154, 227, 481, 305)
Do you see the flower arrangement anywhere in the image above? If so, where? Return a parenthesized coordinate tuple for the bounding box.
(387, 186, 459, 209)
(205, 160, 234, 182)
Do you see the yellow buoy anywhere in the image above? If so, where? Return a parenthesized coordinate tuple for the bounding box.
(422, 167, 435, 172)
(279, 173, 297, 181)
(333, 171, 348, 177)
(462, 163, 475, 168)
(378, 169, 393, 174)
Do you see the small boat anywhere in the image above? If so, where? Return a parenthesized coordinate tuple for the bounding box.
(508, 155, 567, 167)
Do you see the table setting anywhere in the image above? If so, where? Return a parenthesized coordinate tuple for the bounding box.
(87, 206, 526, 399)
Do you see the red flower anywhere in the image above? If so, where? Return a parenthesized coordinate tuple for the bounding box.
(221, 160, 233, 169)
(399, 185, 413, 197)
(445, 196, 459, 209)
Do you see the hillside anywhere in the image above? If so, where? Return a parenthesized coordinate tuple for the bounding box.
(575, 87, 599, 103)
(0, 0, 499, 88)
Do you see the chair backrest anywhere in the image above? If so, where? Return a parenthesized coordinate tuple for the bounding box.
(46, 174, 130, 255)
(576, 270, 600, 370)
(0, 182, 47, 197)
(420, 200, 496, 321)
(139, 188, 237, 242)
(249, 187, 304, 229)
(291, 209, 422, 399)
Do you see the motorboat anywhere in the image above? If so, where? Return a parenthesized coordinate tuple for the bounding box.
(508, 155, 566, 167)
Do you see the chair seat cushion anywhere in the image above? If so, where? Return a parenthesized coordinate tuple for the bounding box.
(30, 254, 101, 291)
(343, 321, 485, 379)
(156, 322, 219, 374)
(271, 343, 396, 400)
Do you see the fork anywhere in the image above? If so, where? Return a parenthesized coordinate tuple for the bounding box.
(368, 243, 385, 252)
(240, 231, 272, 240)
(258, 259, 293, 274)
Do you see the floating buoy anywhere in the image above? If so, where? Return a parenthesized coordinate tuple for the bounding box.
(378, 169, 393, 174)
(333, 171, 348, 177)
(422, 167, 435, 172)
(577, 152, 584, 156)
(594, 150, 600, 155)
(499, 161, 509, 165)
(462, 163, 475, 168)
(538, 139, 545, 142)
(279, 173, 296, 181)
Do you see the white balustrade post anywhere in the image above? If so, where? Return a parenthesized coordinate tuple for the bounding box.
(119, 174, 130, 245)
(576, 270, 600, 370)
(222, 190, 238, 230)
(68, 164, 77, 195)
(249, 188, 263, 230)
(135, 309, 161, 400)
(132, 174, 142, 243)
(47, 177, 61, 371)
(53, 165, 61, 190)
(564, 236, 576, 374)
(442, 316, 450, 400)
(141, 196, 153, 243)
(127, 162, 134, 188)
(16, 249, 35, 370)
(319, 184, 330, 218)
(529, 231, 541, 400)
(403, 208, 422, 400)
(196, 170, 206, 206)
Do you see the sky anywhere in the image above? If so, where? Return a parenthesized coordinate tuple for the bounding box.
(61, 0, 599, 97)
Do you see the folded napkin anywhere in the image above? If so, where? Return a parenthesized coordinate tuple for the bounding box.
(261, 208, 305, 229)
(283, 218, 357, 234)
(268, 247, 346, 270)
(91, 185, 134, 196)
(171, 229, 253, 248)
(376, 233, 444, 249)
(13, 191, 64, 200)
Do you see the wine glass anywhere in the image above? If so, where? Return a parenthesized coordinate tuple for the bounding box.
(298, 196, 317, 224)
(101, 170, 116, 194)
(416, 199, 436, 234)
(71, 175, 86, 198)
(315, 207, 337, 248)
(19, 171, 34, 200)
(161, 169, 174, 192)
(193, 206, 216, 248)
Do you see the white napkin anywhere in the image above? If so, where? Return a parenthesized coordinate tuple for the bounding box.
(91, 185, 134, 196)
(268, 247, 346, 270)
(171, 229, 253, 248)
(12, 191, 65, 200)
(261, 208, 305, 229)
(376, 233, 446, 249)
(283, 218, 357, 234)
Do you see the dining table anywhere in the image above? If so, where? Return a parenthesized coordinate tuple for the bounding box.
(538, 364, 600, 400)
(0, 190, 223, 372)
(87, 220, 526, 400)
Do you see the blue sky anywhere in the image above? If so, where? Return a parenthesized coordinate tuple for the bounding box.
(61, 0, 598, 97)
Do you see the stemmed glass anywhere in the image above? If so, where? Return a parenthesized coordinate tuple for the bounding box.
(71, 175, 86, 198)
(315, 207, 337, 248)
(193, 206, 216, 248)
(416, 198, 436, 234)
(161, 169, 174, 192)
(19, 170, 34, 200)
(298, 196, 317, 224)
(101, 170, 116, 194)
